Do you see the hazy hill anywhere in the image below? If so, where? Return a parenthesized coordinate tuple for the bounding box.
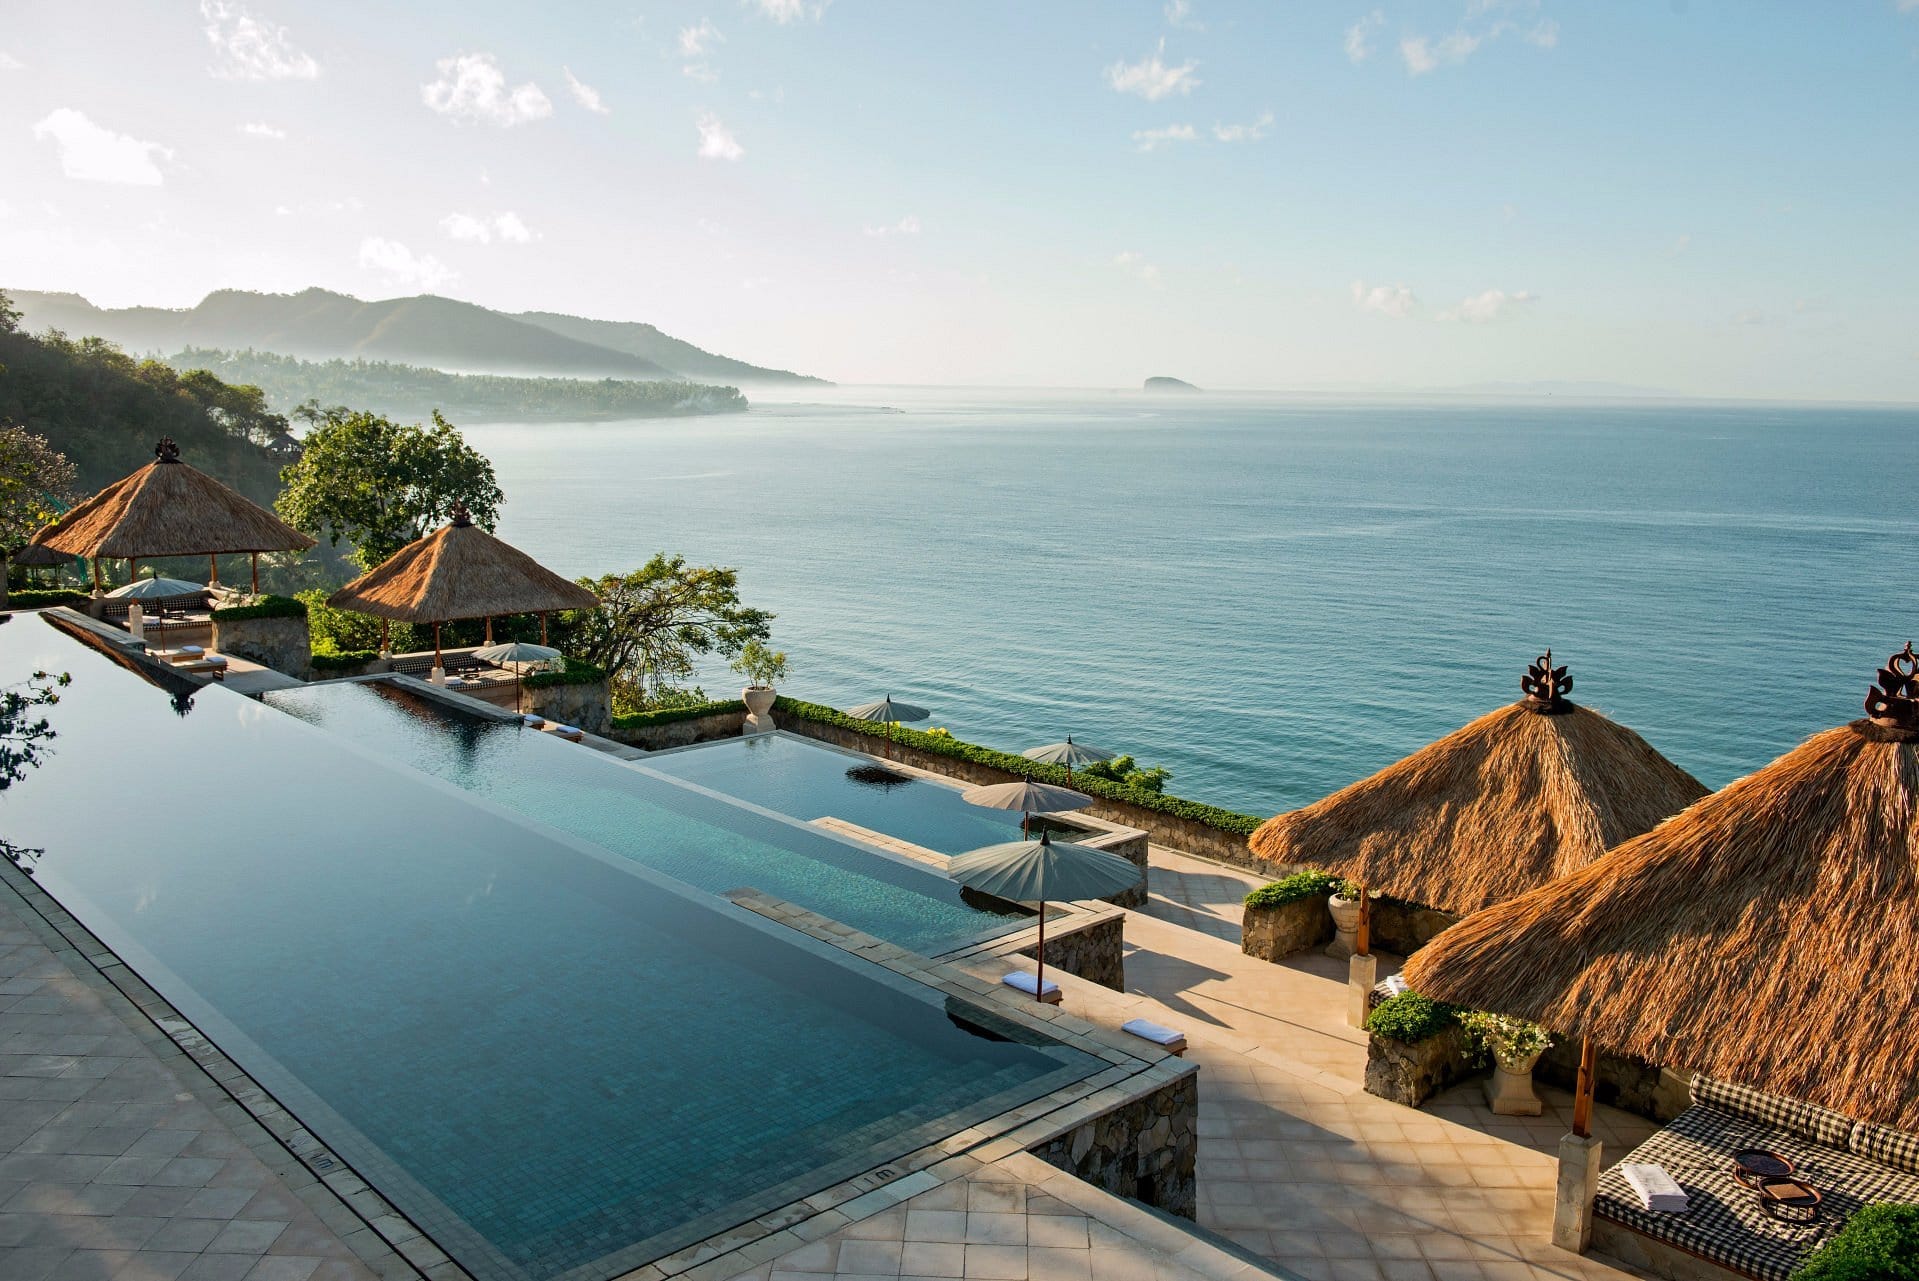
(7, 289, 828, 384)
(515, 310, 827, 385)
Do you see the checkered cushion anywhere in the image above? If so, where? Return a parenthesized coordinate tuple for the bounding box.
(1849, 1121, 1919, 1176)
(1691, 1076, 1855, 1147)
(1594, 1103, 1919, 1281)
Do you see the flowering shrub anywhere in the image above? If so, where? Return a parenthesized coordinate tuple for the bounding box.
(1458, 1011, 1554, 1069)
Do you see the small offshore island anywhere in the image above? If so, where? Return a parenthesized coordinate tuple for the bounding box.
(1144, 375, 1200, 393)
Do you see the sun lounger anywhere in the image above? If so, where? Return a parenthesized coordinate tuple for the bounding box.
(174, 656, 228, 679)
(521, 714, 545, 728)
(1001, 971, 1061, 1004)
(1121, 1018, 1188, 1056)
(550, 724, 584, 742)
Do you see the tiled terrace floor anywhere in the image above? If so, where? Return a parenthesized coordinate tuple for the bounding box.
(0, 887, 380, 1281)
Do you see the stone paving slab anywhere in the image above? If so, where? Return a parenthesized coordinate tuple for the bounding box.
(0, 885, 381, 1281)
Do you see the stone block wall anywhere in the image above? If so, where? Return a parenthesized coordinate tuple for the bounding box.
(210, 615, 311, 678)
(527, 678, 612, 735)
(1014, 912, 1124, 990)
(1030, 1069, 1198, 1220)
(610, 709, 747, 751)
(1368, 898, 1460, 957)
(1241, 896, 1335, 961)
(1365, 1026, 1475, 1108)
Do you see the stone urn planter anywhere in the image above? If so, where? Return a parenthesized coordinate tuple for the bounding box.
(742, 685, 777, 734)
(1325, 893, 1363, 959)
(1486, 1051, 1546, 1116)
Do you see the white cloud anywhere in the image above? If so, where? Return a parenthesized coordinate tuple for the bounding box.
(1133, 123, 1198, 151)
(421, 53, 552, 126)
(1213, 111, 1274, 143)
(749, 0, 827, 22)
(1344, 11, 1385, 63)
(680, 19, 724, 56)
(1438, 287, 1538, 322)
(563, 67, 609, 114)
(1402, 31, 1484, 74)
(1524, 19, 1559, 48)
(32, 109, 172, 186)
(697, 112, 744, 160)
(239, 121, 285, 139)
(862, 215, 921, 237)
(200, 1, 319, 81)
(359, 237, 455, 291)
(440, 211, 537, 244)
(1105, 39, 1200, 101)
(1164, 0, 1203, 29)
(0, 50, 24, 71)
(684, 63, 719, 83)
(1351, 280, 1417, 318)
(1733, 308, 1765, 326)
(1114, 251, 1160, 284)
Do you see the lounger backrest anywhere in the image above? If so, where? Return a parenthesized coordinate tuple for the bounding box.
(1690, 1076, 1854, 1146)
(1849, 1121, 1919, 1175)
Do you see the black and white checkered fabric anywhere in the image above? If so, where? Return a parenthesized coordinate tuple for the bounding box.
(1595, 1103, 1919, 1281)
(1690, 1076, 1855, 1147)
(1849, 1120, 1919, 1177)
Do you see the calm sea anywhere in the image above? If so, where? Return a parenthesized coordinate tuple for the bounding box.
(462, 388, 1919, 818)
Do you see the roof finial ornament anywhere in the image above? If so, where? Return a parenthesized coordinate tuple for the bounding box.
(449, 501, 473, 528)
(1863, 643, 1919, 735)
(1520, 650, 1573, 713)
(154, 437, 182, 464)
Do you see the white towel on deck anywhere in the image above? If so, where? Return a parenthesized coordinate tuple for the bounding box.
(1121, 1018, 1185, 1046)
(1001, 971, 1060, 998)
(1621, 1163, 1689, 1212)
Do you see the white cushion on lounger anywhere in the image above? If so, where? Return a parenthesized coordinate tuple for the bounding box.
(1121, 1018, 1187, 1048)
(522, 715, 545, 727)
(1380, 974, 1409, 998)
(179, 645, 204, 656)
(1001, 971, 1060, 999)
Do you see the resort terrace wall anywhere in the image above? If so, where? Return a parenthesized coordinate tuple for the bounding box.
(772, 697, 1266, 868)
(609, 699, 748, 749)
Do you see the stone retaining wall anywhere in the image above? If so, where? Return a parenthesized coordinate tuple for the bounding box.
(1364, 1027, 1475, 1108)
(1368, 898, 1461, 957)
(1364, 1020, 1688, 1121)
(1014, 912, 1124, 990)
(1241, 896, 1335, 961)
(610, 709, 746, 751)
(527, 678, 611, 735)
(211, 614, 311, 678)
(1029, 1067, 1198, 1220)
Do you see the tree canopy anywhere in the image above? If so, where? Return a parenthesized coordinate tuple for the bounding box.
(0, 426, 78, 552)
(277, 405, 503, 569)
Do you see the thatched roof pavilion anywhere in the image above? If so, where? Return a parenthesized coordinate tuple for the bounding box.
(1403, 643, 1919, 1130)
(34, 439, 314, 582)
(9, 541, 70, 568)
(327, 502, 596, 663)
(1250, 653, 1706, 917)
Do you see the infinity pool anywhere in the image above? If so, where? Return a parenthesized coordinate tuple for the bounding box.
(265, 681, 1023, 956)
(647, 732, 1100, 855)
(0, 616, 1099, 1281)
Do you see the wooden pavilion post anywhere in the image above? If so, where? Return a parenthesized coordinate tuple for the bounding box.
(1348, 884, 1377, 1028)
(207, 553, 219, 586)
(1552, 1033, 1603, 1253)
(250, 552, 260, 594)
(484, 616, 494, 645)
(540, 612, 549, 645)
(379, 620, 391, 658)
(432, 621, 445, 682)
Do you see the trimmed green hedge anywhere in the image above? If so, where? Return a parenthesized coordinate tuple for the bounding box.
(3, 588, 91, 609)
(310, 649, 380, 671)
(1245, 870, 1341, 910)
(1794, 1204, 1919, 1280)
(772, 695, 1264, 835)
(211, 594, 307, 622)
(612, 699, 746, 730)
(1364, 992, 1461, 1044)
(523, 657, 607, 689)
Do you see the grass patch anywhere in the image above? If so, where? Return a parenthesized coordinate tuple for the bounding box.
(612, 699, 746, 730)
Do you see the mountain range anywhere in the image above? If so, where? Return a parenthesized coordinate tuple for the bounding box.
(5, 288, 828, 385)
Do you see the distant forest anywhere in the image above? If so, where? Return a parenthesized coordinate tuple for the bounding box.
(0, 301, 292, 503)
(169, 348, 751, 421)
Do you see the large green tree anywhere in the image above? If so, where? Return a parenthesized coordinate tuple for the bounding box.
(557, 555, 774, 711)
(0, 425, 79, 608)
(277, 405, 503, 568)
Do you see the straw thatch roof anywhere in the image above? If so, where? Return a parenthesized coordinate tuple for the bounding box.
(326, 504, 597, 623)
(1403, 647, 1919, 1129)
(1249, 656, 1706, 915)
(34, 438, 314, 560)
(8, 541, 70, 567)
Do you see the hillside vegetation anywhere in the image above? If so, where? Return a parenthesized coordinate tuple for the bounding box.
(171, 349, 750, 421)
(9, 288, 827, 385)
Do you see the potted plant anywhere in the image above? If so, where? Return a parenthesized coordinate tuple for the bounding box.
(1458, 1010, 1555, 1116)
(731, 640, 788, 723)
(1324, 879, 1365, 958)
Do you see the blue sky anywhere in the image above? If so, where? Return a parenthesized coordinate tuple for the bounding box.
(3, 1, 1916, 397)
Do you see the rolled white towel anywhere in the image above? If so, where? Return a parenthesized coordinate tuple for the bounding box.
(1380, 975, 1409, 998)
(1121, 1018, 1187, 1048)
(1001, 971, 1061, 999)
(1621, 1163, 1689, 1213)
(522, 715, 545, 727)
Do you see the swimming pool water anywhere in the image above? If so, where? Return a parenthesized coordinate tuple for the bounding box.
(646, 732, 1096, 854)
(0, 616, 1099, 1281)
(264, 681, 1023, 956)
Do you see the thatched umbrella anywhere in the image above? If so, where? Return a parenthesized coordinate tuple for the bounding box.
(1250, 652, 1706, 923)
(32, 438, 315, 591)
(1404, 643, 1919, 1134)
(9, 541, 71, 587)
(326, 502, 597, 672)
